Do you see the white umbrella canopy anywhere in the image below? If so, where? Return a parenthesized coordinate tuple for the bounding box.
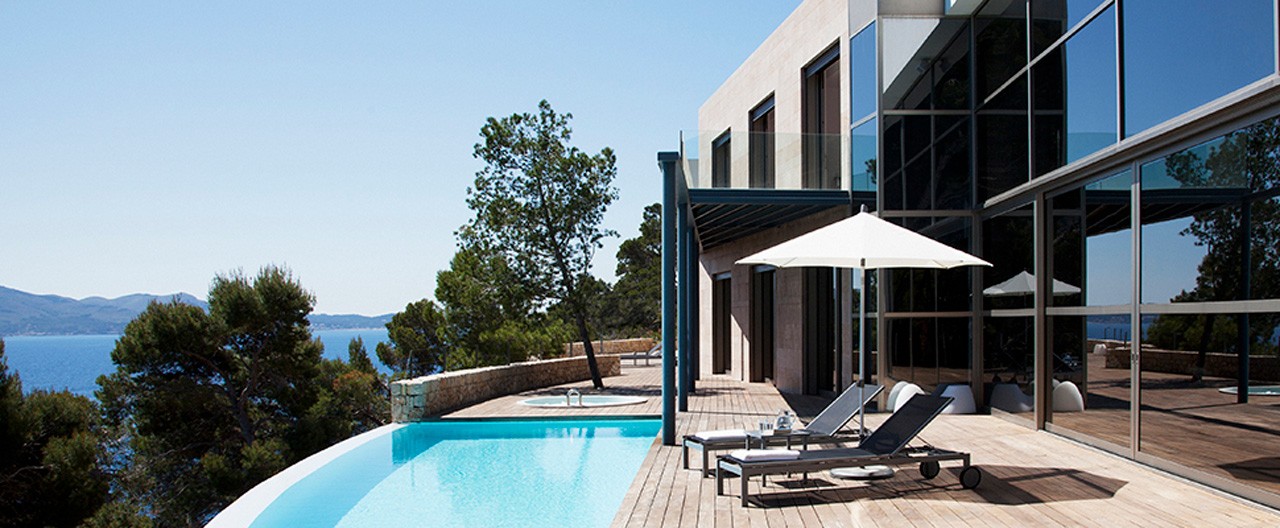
(983, 270, 1080, 297)
(737, 212, 993, 270)
(736, 211, 990, 432)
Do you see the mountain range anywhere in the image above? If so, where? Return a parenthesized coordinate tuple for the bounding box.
(0, 286, 391, 336)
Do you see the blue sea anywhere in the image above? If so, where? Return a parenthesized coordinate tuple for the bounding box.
(2, 328, 390, 397)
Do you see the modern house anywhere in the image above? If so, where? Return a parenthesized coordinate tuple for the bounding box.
(660, 0, 1280, 508)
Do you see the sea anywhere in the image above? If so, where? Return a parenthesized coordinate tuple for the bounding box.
(2, 328, 390, 397)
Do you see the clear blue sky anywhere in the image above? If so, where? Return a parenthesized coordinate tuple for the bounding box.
(0, 1, 800, 315)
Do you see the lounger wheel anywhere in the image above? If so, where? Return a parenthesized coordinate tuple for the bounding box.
(960, 466, 982, 489)
(919, 461, 940, 480)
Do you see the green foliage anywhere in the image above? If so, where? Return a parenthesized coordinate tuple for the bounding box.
(98, 266, 378, 526)
(607, 203, 662, 337)
(0, 339, 111, 527)
(463, 100, 618, 388)
(375, 299, 448, 377)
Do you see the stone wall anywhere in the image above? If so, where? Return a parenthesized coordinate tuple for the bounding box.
(563, 337, 656, 356)
(390, 355, 622, 422)
(1106, 347, 1280, 382)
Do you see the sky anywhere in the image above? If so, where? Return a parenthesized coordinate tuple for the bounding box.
(0, 1, 802, 315)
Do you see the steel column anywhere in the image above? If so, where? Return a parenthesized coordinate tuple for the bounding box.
(659, 151, 680, 445)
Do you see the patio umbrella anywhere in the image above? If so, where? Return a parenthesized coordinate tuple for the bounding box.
(737, 209, 991, 433)
(983, 270, 1079, 297)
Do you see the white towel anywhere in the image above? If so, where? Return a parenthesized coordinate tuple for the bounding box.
(729, 449, 801, 461)
(694, 429, 747, 441)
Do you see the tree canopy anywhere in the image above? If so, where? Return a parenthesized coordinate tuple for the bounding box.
(375, 298, 448, 378)
(462, 100, 618, 388)
(0, 339, 111, 528)
(97, 266, 380, 526)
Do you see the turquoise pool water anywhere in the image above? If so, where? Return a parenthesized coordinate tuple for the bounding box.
(247, 418, 659, 528)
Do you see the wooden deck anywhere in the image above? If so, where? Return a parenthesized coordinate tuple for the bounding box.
(446, 364, 1280, 527)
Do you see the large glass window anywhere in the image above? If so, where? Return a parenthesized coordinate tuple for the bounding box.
(1123, 0, 1275, 136)
(803, 45, 840, 189)
(1137, 115, 1280, 498)
(711, 131, 731, 188)
(749, 97, 775, 189)
(1045, 170, 1133, 447)
(851, 23, 877, 123)
(1033, 5, 1116, 176)
(981, 204, 1035, 418)
(1140, 118, 1280, 304)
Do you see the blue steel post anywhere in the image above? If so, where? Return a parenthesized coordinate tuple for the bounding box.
(659, 151, 680, 445)
(688, 234, 699, 391)
(677, 198, 690, 412)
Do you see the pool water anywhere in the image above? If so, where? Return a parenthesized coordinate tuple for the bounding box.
(246, 419, 659, 528)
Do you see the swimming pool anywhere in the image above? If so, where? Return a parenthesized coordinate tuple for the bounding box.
(216, 418, 659, 527)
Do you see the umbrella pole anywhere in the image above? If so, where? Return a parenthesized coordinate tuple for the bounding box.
(858, 267, 867, 436)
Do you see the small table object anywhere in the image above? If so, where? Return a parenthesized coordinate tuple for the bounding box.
(745, 429, 812, 450)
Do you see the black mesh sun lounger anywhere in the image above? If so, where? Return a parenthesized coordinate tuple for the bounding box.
(715, 393, 983, 507)
(682, 383, 884, 477)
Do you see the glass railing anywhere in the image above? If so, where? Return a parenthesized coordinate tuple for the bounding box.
(678, 130, 876, 193)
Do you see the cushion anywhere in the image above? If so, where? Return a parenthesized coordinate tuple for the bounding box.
(693, 429, 747, 441)
(728, 449, 801, 462)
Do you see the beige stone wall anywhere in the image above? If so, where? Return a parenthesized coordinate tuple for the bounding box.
(697, 0, 851, 190)
(564, 337, 657, 356)
(389, 355, 622, 422)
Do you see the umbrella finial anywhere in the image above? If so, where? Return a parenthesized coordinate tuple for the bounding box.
(859, 204, 868, 214)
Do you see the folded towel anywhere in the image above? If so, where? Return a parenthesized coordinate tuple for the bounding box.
(728, 449, 801, 462)
(693, 429, 747, 441)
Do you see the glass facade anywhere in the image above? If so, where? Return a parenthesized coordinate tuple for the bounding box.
(871, 0, 1280, 504)
(672, 0, 1280, 508)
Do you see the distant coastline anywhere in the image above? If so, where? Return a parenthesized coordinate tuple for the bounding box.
(0, 285, 391, 337)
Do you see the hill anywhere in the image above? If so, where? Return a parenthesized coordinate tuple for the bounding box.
(0, 286, 390, 336)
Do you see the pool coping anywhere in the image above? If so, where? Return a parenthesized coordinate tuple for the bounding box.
(206, 423, 405, 528)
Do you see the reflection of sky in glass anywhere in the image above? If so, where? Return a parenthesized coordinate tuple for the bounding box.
(1123, 0, 1275, 136)
(1087, 228, 1131, 306)
(1084, 171, 1132, 306)
(1141, 218, 1206, 304)
(851, 22, 877, 122)
(1064, 6, 1115, 164)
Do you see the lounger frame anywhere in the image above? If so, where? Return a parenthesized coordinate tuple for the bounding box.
(681, 383, 884, 477)
(715, 445, 973, 506)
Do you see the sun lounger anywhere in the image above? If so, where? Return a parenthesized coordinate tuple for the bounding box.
(682, 383, 884, 477)
(619, 343, 662, 366)
(715, 393, 982, 507)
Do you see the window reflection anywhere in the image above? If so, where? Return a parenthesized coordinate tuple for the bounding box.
(1031, 0, 1106, 56)
(1123, 0, 1274, 136)
(1048, 315, 1131, 448)
(1141, 117, 1280, 304)
(851, 23, 877, 122)
(1033, 6, 1116, 176)
(1051, 170, 1131, 308)
(851, 118, 876, 192)
(1140, 313, 1280, 496)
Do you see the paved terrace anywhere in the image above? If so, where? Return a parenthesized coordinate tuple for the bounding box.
(446, 364, 1280, 527)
